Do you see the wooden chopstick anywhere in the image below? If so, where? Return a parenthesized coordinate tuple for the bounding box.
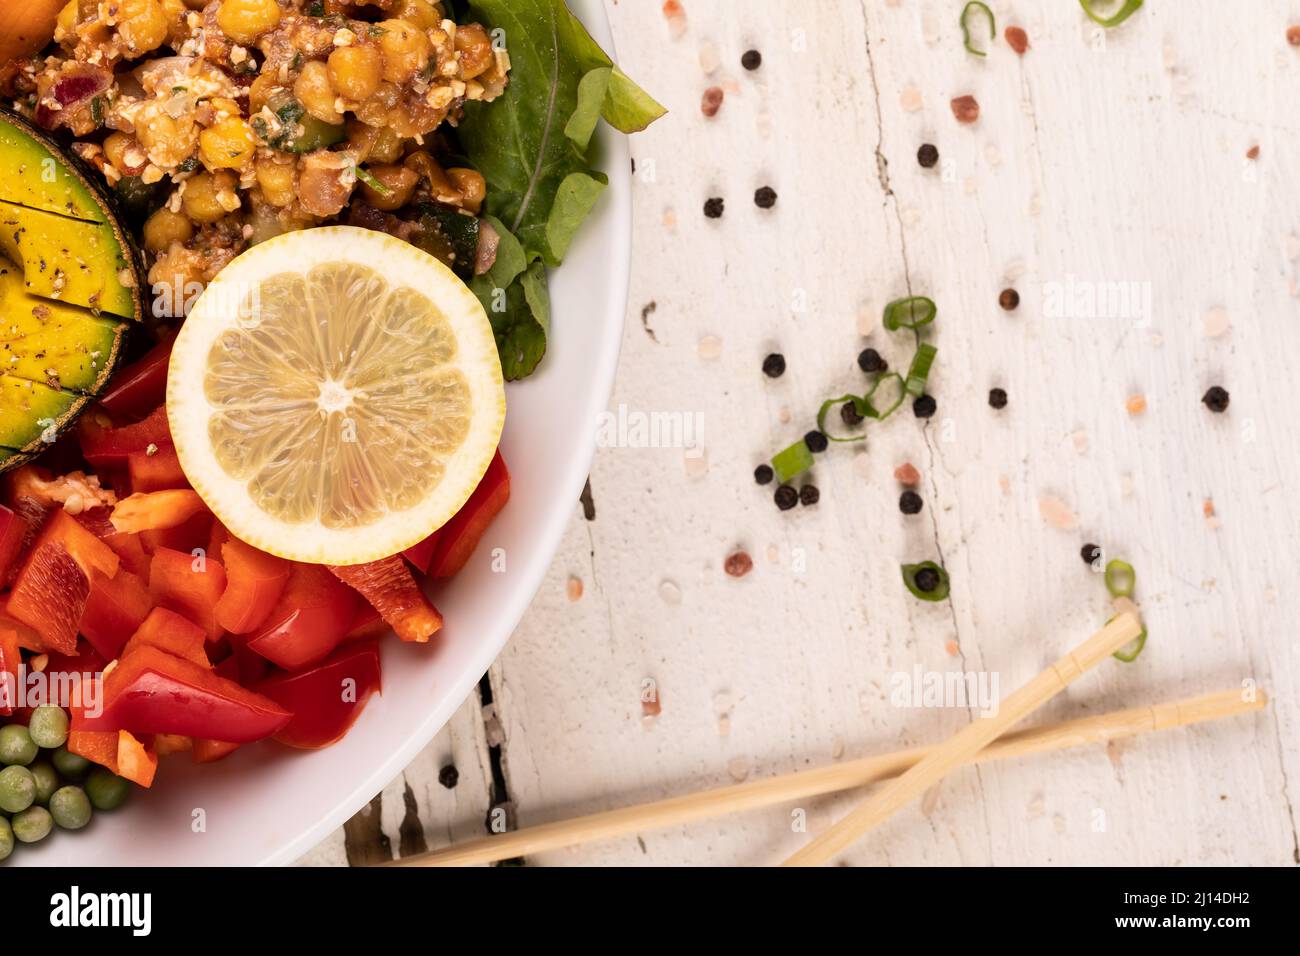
(388, 683, 1262, 867)
(780, 611, 1144, 865)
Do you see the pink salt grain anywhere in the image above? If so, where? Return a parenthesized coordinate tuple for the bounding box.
(1038, 495, 1079, 530)
(701, 86, 723, 117)
(894, 462, 921, 486)
(1005, 26, 1029, 54)
(950, 94, 980, 124)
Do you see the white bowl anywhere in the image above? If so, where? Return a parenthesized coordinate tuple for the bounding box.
(23, 0, 629, 866)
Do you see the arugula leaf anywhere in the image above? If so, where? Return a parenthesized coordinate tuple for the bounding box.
(457, 0, 664, 379)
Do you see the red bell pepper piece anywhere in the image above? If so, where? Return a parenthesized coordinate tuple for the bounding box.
(111, 489, 208, 534)
(148, 547, 227, 640)
(214, 538, 290, 635)
(98, 333, 175, 420)
(428, 451, 510, 577)
(191, 738, 239, 764)
(255, 642, 382, 749)
(115, 730, 158, 787)
(246, 562, 359, 671)
(0, 628, 19, 716)
(0, 504, 26, 584)
(82, 644, 290, 743)
(78, 404, 172, 468)
(79, 568, 151, 660)
(328, 556, 442, 643)
(342, 603, 389, 643)
(139, 510, 213, 556)
(27, 508, 119, 580)
(5, 542, 89, 654)
(402, 528, 441, 574)
(207, 520, 230, 561)
(126, 444, 189, 492)
(120, 606, 209, 668)
(104, 531, 151, 578)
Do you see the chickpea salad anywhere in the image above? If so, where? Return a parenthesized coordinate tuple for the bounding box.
(0, 0, 662, 861)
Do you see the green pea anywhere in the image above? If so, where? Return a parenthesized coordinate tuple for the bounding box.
(27, 706, 69, 749)
(11, 805, 52, 843)
(0, 765, 35, 813)
(28, 760, 59, 805)
(48, 786, 92, 830)
(0, 816, 12, 861)
(0, 725, 36, 766)
(85, 768, 130, 811)
(51, 746, 91, 781)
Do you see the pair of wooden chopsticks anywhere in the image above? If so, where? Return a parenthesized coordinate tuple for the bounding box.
(391, 612, 1265, 866)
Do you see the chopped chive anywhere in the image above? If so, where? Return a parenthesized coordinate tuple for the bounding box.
(960, 1, 995, 57)
(1108, 613, 1148, 663)
(816, 394, 869, 442)
(905, 343, 938, 397)
(354, 167, 392, 196)
(902, 561, 950, 602)
(771, 439, 814, 484)
(1104, 559, 1135, 598)
(1078, 0, 1143, 28)
(882, 296, 937, 332)
(866, 372, 907, 420)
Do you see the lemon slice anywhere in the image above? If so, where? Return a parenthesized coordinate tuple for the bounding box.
(167, 226, 505, 565)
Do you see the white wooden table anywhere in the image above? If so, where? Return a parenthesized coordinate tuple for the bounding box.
(300, 0, 1300, 866)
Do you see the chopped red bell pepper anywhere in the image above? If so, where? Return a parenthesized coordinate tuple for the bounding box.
(80, 568, 151, 660)
(428, 451, 510, 577)
(207, 520, 230, 560)
(0, 628, 19, 716)
(402, 528, 441, 574)
(328, 556, 442, 643)
(153, 733, 192, 757)
(127, 444, 189, 492)
(148, 547, 227, 640)
(115, 730, 158, 787)
(342, 603, 389, 643)
(255, 642, 382, 749)
(6, 542, 89, 654)
(120, 606, 209, 668)
(0, 504, 26, 584)
(0, 609, 51, 653)
(139, 510, 213, 556)
(25, 508, 119, 580)
(214, 537, 290, 634)
(104, 531, 152, 578)
(111, 489, 208, 534)
(191, 738, 239, 764)
(81, 644, 291, 743)
(78, 404, 172, 468)
(246, 562, 359, 671)
(98, 333, 175, 420)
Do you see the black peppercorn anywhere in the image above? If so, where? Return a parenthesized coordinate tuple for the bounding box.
(914, 567, 941, 592)
(899, 490, 923, 515)
(840, 401, 864, 427)
(988, 387, 1008, 409)
(913, 394, 937, 418)
(761, 352, 785, 377)
(754, 464, 774, 485)
(438, 764, 459, 789)
(917, 143, 939, 168)
(999, 288, 1020, 311)
(1201, 385, 1230, 413)
(857, 348, 887, 373)
(1081, 543, 1101, 567)
(799, 485, 820, 506)
(741, 49, 762, 70)
(703, 197, 724, 218)
(754, 186, 778, 209)
(774, 484, 798, 510)
(804, 430, 829, 453)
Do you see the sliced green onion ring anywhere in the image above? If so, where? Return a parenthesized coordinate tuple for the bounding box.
(1108, 614, 1148, 663)
(1104, 559, 1135, 598)
(1078, 0, 1143, 28)
(905, 343, 938, 397)
(960, 1, 995, 56)
(866, 372, 907, 420)
(902, 561, 950, 602)
(354, 166, 393, 196)
(816, 394, 869, 443)
(883, 296, 937, 332)
(771, 439, 814, 484)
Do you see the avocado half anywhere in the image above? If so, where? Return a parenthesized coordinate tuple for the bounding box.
(0, 107, 145, 470)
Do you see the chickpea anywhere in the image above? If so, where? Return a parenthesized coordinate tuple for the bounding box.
(142, 206, 194, 253)
(247, 74, 281, 115)
(160, 0, 189, 44)
(199, 117, 258, 170)
(345, 119, 404, 165)
(328, 45, 383, 102)
(255, 156, 297, 208)
(377, 19, 432, 84)
(102, 132, 144, 174)
(117, 0, 169, 56)
(403, 150, 457, 201)
(215, 0, 282, 46)
(359, 165, 419, 211)
(55, 2, 78, 43)
(182, 171, 239, 224)
(446, 167, 485, 214)
(294, 60, 342, 125)
(391, 0, 440, 30)
(454, 23, 494, 80)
